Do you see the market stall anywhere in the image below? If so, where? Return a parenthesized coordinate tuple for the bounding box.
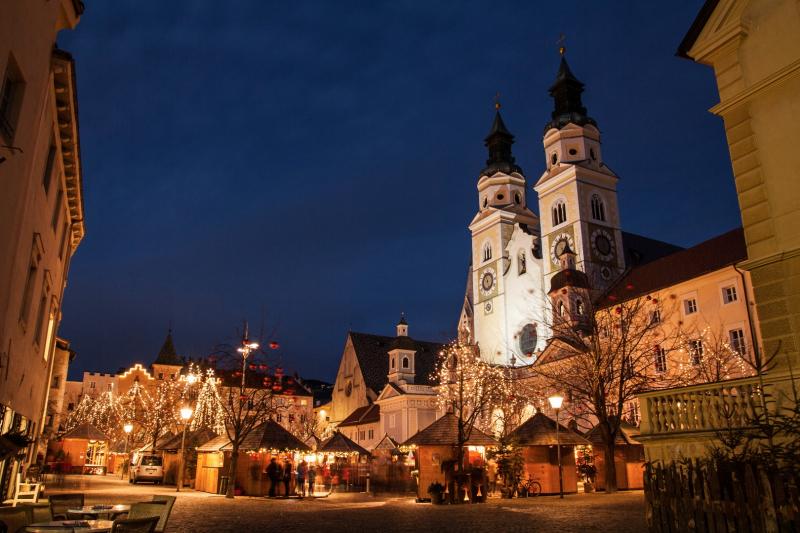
(53, 424, 110, 475)
(584, 421, 644, 491)
(317, 431, 371, 492)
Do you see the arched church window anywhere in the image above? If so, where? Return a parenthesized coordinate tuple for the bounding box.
(483, 242, 492, 262)
(391, 356, 395, 369)
(483, 197, 488, 208)
(551, 152, 558, 165)
(558, 301, 565, 317)
(576, 299, 585, 315)
(514, 192, 521, 205)
(518, 324, 538, 355)
(402, 356, 409, 369)
(591, 194, 606, 222)
(518, 249, 526, 275)
(552, 200, 567, 227)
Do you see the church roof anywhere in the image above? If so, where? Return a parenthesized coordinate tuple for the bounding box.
(480, 110, 523, 177)
(507, 412, 590, 447)
(401, 412, 498, 447)
(549, 268, 590, 294)
(153, 330, 182, 366)
(676, 0, 719, 59)
(620, 231, 684, 268)
(349, 332, 443, 396)
(544, 55, 597, 134)
(338, 404, 380, 427)
(600, 227, 746, 307)
(319, 431, 371, 456)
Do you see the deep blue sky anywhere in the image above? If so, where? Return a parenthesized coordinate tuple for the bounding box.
(58, 1, 740, 381)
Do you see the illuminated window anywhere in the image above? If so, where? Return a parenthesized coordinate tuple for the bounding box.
(729, 329, 746, 356)
(689, 340, 703, 365)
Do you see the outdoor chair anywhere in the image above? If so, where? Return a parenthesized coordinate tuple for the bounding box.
(110, 516, 159, 533)
(0, 505, 33, 533)
(148, 496, 175, 533)
(11, 480, 42, 506)
(127, 504, 168, 533)
(48, 494, 84, 520)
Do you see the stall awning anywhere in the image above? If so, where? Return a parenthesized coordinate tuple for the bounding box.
(506, 413, 590, 447)
(401, 413, 498, 448)
(197, 420, 310, 454)
(319, 431, 370, 456)
(62, 423, 109, 441)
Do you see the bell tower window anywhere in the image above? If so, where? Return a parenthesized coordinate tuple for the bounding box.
(483, 242, 492, 262)
(402, 356, 409, 369)
(591, 194, 606, 222)
(552, 200, 567, 227)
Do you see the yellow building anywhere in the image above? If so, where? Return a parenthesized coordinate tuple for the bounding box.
(0, 0, 85, 499)
(635, 0, 800, 462)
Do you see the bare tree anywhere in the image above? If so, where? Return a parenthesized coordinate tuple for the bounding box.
(435, 341, 505, 475)
(533, 288, 689, 493)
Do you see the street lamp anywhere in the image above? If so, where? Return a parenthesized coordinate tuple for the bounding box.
(122, 422, 133, 480)
(548, 394, 565, 499)
(236, 323, 259, 393)
(176, 406, 193, 492)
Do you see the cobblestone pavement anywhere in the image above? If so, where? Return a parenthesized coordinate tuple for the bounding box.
(48, 476, 647, 533)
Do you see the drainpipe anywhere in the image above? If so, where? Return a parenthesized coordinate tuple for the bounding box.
(733, 263, 760, 369)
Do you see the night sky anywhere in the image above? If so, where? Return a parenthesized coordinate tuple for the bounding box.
(58, 1, 740, 382)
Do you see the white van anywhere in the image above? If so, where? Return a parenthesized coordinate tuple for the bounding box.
(129, 455, 164, 484)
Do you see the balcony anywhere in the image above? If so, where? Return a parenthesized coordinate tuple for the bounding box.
(636, 371, 796, 462)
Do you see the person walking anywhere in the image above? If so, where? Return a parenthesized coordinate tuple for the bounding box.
(307, 465, 316, 497)
(296, 460, 308, 497)
(266, 457, 280, 498)
(282, 459, 293, 497)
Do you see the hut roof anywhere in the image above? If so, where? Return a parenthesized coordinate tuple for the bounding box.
(62, 423, 109, 441)
(373, 433, 400, 451)
(157, 428, 221, 452)
(304, 434, 322, 451)
(584, 421, 642, 446)
(507, 413, 590, 447)
(138, 432, 176, 453)
(197, 420, 309, 453)
(319, 431, 370, 456)
(401, 413, 498, 448)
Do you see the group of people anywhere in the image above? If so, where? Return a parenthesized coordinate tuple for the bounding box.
(265, 457, 315, 498)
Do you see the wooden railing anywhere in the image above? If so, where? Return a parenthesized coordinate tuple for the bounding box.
(638, 375, 765, 436)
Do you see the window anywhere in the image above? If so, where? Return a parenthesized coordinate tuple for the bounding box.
(170, 373, 175, 380)
(552, 200, 567, 227)
(557, 301, 565, 316)
(51, 187, 64, 231)
(368, 429, 374, 440)
(482, 242, 492, 262)
(390, 356, 395, 369)
(568, 148, 578, 156)
(58, 222, 69, 260)
(730, 329, 746, 356)
(722, 285, 738, 304)
(684, 298, 698, 315)
(518, 250, 526, 275)
(276, 413, 282, 423)
(590, 148, 596, 160)
(518, 324, 538, 355)
(551, 152, 558, 165)
(496, 193, 504, 201)
(654, 346, 667, 373)
(158, 373, 164, 380)
(575, 299, 584, 315)
(19, 235, 43, 327)
(0, 54, 25, 141)
(33, 277, 49, 346)
(67, 402, 74, 411)
(359, 431, 365, 441)
(514, 192, 521, 204)
(402, 356, 409, 369)
(483, 197, 488, 208)
(288, 414, 295, 423)
(89, 381, 96, 389)
(51, 376, 60, 389)
(689, 340, 704, 365)
(650, 310, 661, 324)
(42, 142, 56, 194)
(300, 414, 307, 423)
(591, 194, 606, 222)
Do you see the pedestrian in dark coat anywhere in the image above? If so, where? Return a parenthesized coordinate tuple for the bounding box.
(266, 457, 280, 497)
(283, 460, 293, 497)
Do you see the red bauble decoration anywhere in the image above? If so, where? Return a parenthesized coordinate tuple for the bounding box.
(269, 341, 280, 350)
(615, 307, 622, 315)
(608, 295, 617, 301)
(626, 284, 634, 290)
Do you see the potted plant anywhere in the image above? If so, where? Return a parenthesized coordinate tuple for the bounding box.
(427, 482, 445, 505)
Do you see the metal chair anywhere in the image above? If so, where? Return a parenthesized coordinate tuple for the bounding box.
(110, 517, 158, 533)
(0, 505, 33, 533)
(126, 503, 167, 533)
(147, 496, 174, 533)
(47, 494, 84, 520)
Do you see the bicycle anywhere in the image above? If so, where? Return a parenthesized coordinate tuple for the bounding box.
(518, 477, 542, 497)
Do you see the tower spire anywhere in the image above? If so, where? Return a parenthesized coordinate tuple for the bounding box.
(544, 50, 596, 133)
(481, 96, 522, 177)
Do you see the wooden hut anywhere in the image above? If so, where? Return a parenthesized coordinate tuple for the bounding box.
(370, 434, 412, 493)
(400, 413, 498, 500)
(584, 421, 644, 490)
(55, 424, 110, 474)
(195, 420, 310, 496)
(318, 431, 371, 491)
(154, 428, 219, 487)
(506, 413, 590, 495)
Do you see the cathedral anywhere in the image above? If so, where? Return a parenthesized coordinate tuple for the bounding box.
(459, 52, 684, 367)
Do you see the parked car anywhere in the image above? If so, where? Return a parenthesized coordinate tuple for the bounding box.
(129, 455, 164, 484)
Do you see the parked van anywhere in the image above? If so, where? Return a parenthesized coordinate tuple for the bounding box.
(129, 455, 164, 484)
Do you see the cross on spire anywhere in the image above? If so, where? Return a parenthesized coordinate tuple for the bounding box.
(494, 91, 501, 111)
(557, 33, 567, 56)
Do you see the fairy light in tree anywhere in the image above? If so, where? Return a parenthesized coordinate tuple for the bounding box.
(191, 369, 225, 434)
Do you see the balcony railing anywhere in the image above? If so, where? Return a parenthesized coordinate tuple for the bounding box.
(638, 375, 766, 436)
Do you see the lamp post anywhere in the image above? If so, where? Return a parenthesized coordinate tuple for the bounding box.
(121, 422, 133, 480)
(548, 394, 564, 499)
(177, 406, 193, 492)
(236, 323, 259, 395)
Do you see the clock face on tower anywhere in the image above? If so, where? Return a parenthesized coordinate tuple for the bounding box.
(479, 267, 496, 296)
(590, 228, 616, 262)
(549, 232, 576, 266)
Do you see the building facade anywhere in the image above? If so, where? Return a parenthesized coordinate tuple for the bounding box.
(0, 0, 85, 499)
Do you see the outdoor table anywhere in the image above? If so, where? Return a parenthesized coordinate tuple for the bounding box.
(26, 519, 113, 532)
(68, 505, 130, 519)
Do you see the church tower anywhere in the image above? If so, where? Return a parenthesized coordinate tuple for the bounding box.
(388, 314, 416, 384)
(534, 52, 625, 293)
(469, 104, 547, 366)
